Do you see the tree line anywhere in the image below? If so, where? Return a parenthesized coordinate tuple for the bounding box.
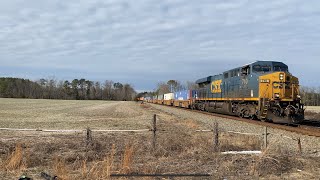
(300, 86, 320, 106)
(2, 77, 319, 105)
(0, 77, 136, 101)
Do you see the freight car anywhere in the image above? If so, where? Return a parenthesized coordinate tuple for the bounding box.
(147, 61, 304, 124)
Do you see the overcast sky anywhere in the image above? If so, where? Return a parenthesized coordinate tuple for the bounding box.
(0, 0, 319, 91)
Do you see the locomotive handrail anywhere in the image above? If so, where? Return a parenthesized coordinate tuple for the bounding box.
(291, 83, 299, 100)
(292, 83, 294, 99)
(263, 84, 270, 99)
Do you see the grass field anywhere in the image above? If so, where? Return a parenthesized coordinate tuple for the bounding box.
(305, 106, 320, 113)
(0, 98, 319, 179)
(0, 98, 148, 129)
(304, 106, 320, 121)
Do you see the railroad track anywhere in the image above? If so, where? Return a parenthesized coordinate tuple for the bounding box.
(150, 103, 320, 137)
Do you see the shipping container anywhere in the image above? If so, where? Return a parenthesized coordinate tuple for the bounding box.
(174, 90, 192, 100)
(144, 96, 152, 100)
(164, 93, 174, 100)
(157, 94, 164, 100)
(192, 90, 198, 99)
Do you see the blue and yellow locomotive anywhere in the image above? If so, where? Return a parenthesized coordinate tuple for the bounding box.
(194, 61, 304, 123)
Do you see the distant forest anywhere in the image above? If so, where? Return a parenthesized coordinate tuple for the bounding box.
(0, 77, 136, 101)
(1, 77, 319, 105)
(300, 87, 320, 106)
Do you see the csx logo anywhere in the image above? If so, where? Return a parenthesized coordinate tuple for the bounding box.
(211, 80, 222, 93)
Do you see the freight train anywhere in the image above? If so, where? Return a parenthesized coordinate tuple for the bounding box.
(145, 61, 304, 124)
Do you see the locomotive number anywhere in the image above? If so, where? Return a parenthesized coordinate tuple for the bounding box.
(260, 79, 270, 83)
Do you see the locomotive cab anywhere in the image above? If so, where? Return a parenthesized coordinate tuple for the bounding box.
(257, 62, 304, 123)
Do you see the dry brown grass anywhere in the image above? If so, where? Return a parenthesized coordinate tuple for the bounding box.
(1, 127, 318, 180)
(220, 133, 261, 151)
(121, 144, 134, 174)
(3, 143, 28, 172)
(212, 147, 310, 179)
(0, 99, 147, 130)
(0, 100, 319, 179)
(179, 119, 200, 129)
(305, 106, 320, 113)
(249, 147, 304, 177)
(53, 156, 70, 180)
(305, 111, 320, 121)
(79, 144, 116, 180)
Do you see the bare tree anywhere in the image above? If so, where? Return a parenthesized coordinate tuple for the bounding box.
(103, 80, 114, 100)
(185, 81, 199, 90)
(167, 80, 184, 92)
(156, 82, 170, 94)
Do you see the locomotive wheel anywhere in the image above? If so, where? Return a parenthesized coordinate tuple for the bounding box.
(250, 115, 257, 120)
(238, 112, 244, 118)
(260, 118, 266, 122)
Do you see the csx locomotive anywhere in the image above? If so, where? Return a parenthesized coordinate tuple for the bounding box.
(148, 61, 304, 124)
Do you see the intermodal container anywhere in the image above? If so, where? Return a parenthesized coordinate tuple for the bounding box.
(157, 94, 164, 100)
(164, 93, 174, 100)
(192, 90, 199, 99)
(174, 90, 192, 100)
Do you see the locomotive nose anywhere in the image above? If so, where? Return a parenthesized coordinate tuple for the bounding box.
(259, 72, 300, 101)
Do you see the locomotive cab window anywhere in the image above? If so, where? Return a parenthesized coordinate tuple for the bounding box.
(274, 65, 288, 72)
(231, 69, 239, 77)
(241, 66, 250, 76)
(253, 65, 271, 73)
(224, 72, 229, 79)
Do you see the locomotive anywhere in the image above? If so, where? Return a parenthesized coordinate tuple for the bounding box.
(149, 61, 304, 124)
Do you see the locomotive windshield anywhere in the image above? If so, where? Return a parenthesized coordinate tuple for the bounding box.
(273, 65, 288, 72)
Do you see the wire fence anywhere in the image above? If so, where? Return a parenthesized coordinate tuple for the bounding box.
(1, 114, 304, 179)
(0, 114, 303, 154)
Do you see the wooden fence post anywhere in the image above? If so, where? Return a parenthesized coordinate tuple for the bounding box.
(86, 127, 92, 147)
(264, 126, 268, 149)
(152, 114, 157, 151)
(213, 122, 219, 152)
(297, 137, 302, 155)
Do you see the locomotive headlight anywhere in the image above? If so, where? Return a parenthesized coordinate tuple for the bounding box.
(279, 73, 284, 80)
(274, 93, 280, 98)
(297, 95, 301, 99)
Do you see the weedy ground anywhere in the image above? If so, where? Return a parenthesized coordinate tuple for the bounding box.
(305, 106, 320, 114)
(305, 111, 320, 122)
(0, 99, 319, 179)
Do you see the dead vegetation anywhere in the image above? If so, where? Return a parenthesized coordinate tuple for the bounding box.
(1, 118, 319, 179)
(0, 101, 319, 179)
(305, 111, 320, 122)
(3, 143, 28, 172)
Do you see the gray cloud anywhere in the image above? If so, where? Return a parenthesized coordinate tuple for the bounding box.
(0, 0, 320, 90)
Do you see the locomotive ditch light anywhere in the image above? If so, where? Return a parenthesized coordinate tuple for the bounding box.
(274, 93, 280, 99)
(279, 73, 284, 80)
(297, 95, 301, 99)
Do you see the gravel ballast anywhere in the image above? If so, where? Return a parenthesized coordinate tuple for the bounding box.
(149, 103, 320, 157)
